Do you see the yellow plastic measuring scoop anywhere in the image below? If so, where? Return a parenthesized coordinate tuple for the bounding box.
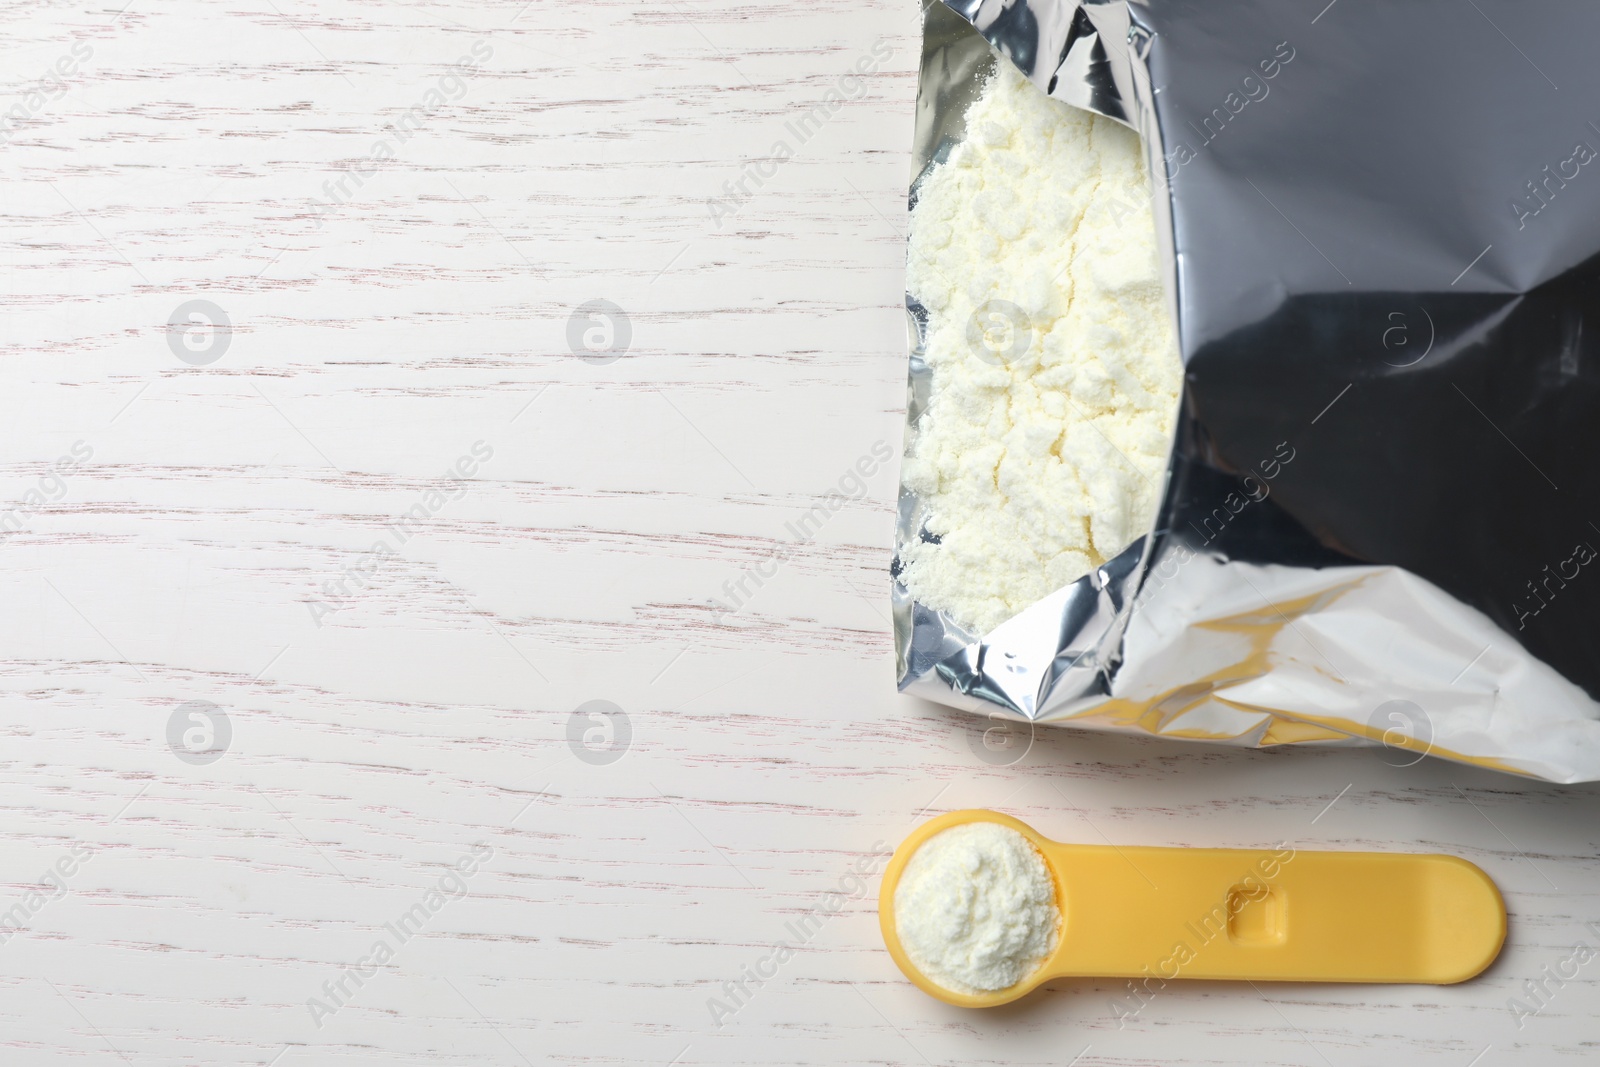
(879, 810, 1506, 1007)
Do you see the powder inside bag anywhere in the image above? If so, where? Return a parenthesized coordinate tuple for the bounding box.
(893, 822, 1061, 995)
(901, 62, 1182, 634)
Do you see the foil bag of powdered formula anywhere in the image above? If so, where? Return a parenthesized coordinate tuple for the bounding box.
(896, 0, 1600, 782)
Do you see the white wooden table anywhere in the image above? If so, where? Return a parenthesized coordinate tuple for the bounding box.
(1, 1, 1597, 1063)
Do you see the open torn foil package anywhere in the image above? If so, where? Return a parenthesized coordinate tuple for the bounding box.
(895, 0, 1600, 782)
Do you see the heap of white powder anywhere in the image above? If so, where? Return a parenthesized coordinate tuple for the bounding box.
(893, 822, 1060, 995)
(900, 62, 1181, 633)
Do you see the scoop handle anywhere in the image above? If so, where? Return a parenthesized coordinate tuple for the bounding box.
(1041, 840, 1505, 984)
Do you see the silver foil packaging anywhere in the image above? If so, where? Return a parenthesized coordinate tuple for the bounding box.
(896, 0, 1600, 783)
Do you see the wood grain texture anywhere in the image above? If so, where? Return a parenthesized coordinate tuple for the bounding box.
(0, 0, 1598, 1064)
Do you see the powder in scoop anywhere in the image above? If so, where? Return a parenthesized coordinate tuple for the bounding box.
(893, 822, 1060, 995)
(900, 62, 1181, 633)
